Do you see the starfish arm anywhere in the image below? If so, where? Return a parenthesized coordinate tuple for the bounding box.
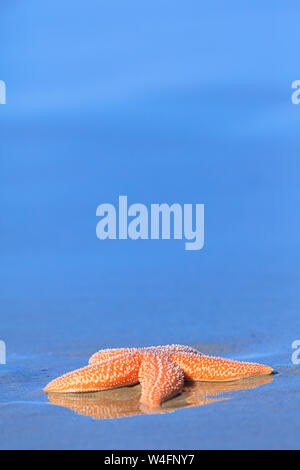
(152, 344, 202, 355)
(89, 347, 138, 365)
(44, 353, 141, 393)
(138, 353, 184, 407)
(89, 344, 201, 365)
(168, 353, 273, 381)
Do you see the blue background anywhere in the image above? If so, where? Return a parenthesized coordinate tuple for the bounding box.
(1, 1, 300, 449)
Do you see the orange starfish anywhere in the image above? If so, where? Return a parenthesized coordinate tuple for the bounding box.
(44, 344, 273, 407)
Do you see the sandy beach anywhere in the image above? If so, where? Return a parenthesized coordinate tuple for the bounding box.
(1, 339, 299, 449)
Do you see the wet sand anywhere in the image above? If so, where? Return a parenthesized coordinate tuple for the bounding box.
(1, 346, 300, 449)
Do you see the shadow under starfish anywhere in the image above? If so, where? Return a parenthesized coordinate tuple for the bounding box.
(47, 374, 274, 420)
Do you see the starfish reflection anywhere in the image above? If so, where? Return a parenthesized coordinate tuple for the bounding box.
(47, 374, 273, 420)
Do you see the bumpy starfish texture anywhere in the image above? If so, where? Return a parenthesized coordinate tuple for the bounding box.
(44, 344, 273, 407)
(88, 344, 201, 365)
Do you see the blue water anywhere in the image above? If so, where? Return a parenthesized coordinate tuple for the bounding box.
(1, 1, 300, 449)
